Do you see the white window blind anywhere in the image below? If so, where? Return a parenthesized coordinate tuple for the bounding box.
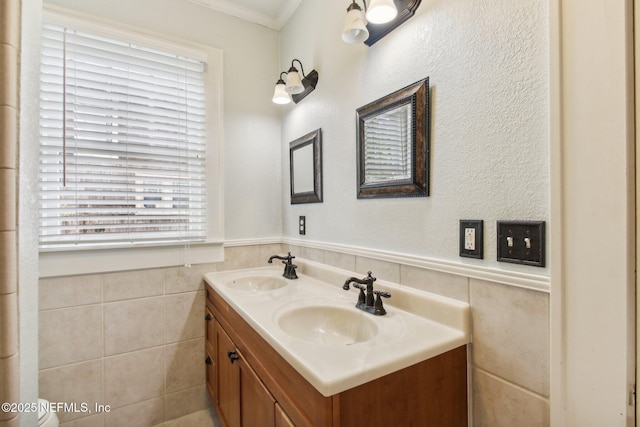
(39, 23, 207, 249)
(363, 104, 413, 184)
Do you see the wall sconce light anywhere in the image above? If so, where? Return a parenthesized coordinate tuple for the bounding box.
(342, 0, 421, 46)
(342, 2, 369, 43)
(272, 72, 291, 104)
(272, 59, 319, 105)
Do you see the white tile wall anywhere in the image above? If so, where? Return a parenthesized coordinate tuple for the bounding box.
(39, 243, 550, 426)
(104, 298, 165, 356)
(470, 279, 550, 397)
(285, 244, 550, 426)
(104, 347, 165, 409)
(103, 270, 165, 302)
(164, 291, 205, 344)
(39, 275, 102, 310)
(39, 305, 103, 369)
(38, 245, 282, 427)
(104, 397, 164, 427)
(39, 360, 104, 423)
(473, 368, 550, 427)
(401, 264, 470, 302)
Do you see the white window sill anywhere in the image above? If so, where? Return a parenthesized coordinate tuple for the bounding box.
(39, 240, 224, 278)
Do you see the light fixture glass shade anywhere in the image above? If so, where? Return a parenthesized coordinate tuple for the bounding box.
(272, 81, 291, 104)
(342, 6, 369, 43)
(285, 67, 305, 95)
(366, 0, 398, 24)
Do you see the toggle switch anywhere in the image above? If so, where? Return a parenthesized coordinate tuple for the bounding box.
(497, 220, 545, 267)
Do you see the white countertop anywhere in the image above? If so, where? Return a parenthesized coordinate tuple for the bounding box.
(204, 259, 471, 397)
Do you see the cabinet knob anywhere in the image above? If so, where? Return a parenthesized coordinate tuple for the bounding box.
(205, 356, 212, 365)
(205, 313, 212, 321)
(227, 350, 239, 364)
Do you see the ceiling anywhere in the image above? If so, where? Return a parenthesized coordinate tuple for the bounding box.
(189, 0, 302, 30)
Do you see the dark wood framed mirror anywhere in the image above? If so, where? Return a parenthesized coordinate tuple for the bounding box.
(356, 78, 429, 199)
(289, 128, 323, 204)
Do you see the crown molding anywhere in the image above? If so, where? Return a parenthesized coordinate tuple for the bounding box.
(190, 0, 301, 30)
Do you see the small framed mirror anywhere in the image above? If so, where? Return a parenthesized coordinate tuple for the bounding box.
(289, 129, 323, 204)
(356, 78, 429, 199)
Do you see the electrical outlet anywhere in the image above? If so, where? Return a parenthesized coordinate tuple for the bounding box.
(299, 216, 306, 235)
(460, 220, 483, 259)
(464, 228, 476, 250)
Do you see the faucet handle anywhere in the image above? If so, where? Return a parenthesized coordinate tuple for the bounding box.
(352, 284, 367, 306)
(373, 290, 391, 315)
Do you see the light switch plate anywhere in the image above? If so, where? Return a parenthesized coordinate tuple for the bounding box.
(460, 220, 483, 259)
(496, 220, 545, 267)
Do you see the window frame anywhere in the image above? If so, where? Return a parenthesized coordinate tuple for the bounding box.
(38, 8, 224, 277)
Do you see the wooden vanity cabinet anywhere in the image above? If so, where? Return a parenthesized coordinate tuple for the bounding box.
(275, 403, 296, 427)
(215, 320, 280, 427)
(204, 307, 216, 404)
(205, 288, 467, 427)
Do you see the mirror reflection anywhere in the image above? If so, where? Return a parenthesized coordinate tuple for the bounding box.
(292, 144, 314, 193)
(363, 103, 413, 184)
(289, 129, 323, 204)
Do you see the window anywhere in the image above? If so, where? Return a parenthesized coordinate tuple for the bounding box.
(39, 20, 208, 249)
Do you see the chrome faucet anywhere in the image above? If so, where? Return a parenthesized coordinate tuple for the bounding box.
(268, 252, 298, 280)
(343, 271, 391, 315)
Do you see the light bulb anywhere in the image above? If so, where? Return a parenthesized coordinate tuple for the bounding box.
(366, 0, 397, 24)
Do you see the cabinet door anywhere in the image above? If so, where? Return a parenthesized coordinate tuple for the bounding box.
(216, 323, 240, 427)
(205, 350, 216, 404)
(205, 307, 216, 403)
(205, 306, 215, 353)
(275, 402, 295, 427)
(239, 356, 276, 427)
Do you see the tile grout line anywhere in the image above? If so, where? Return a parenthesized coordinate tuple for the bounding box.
(472, 365, 550, 400)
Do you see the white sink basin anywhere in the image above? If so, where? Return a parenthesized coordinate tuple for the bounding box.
(276, 305, 378, 346)
(205, 261, 470, 396)
(225, 275, 288, 292)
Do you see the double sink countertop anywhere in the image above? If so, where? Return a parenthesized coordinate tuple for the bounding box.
(204, 258, 471, 397)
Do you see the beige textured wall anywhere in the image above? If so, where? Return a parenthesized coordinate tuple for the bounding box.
(0, 0, 21, 426)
